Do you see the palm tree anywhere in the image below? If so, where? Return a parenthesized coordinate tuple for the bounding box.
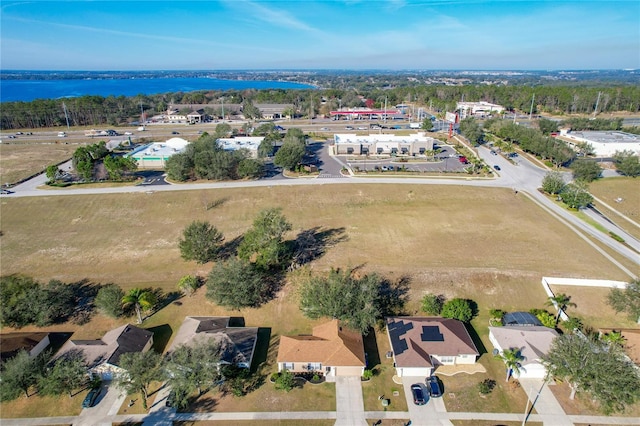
(546, 293, 577, 326)
(122, 288, 156, 324)
(497, 347, 524, 382)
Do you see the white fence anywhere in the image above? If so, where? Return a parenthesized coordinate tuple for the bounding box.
(540, 277, 628, 321)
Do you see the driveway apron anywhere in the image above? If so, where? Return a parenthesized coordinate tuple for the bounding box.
(402, 376, 453, 426)
(519, 378, 572, 426)
(335, 376, 368, 426)
(73, 381, 126, 426)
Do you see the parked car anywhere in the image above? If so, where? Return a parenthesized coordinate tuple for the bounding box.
(490, 150, 497, 155)
(82, 387, 100, 408)
(493, 165, 501, 170)
(426, 376, 443, 398)
(411, 383, 427, 405)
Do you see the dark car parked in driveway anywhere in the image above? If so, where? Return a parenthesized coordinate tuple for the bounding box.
(426, 376, 443, 398)
(411, 383, 428, 405)
(82, 387, 100, 408)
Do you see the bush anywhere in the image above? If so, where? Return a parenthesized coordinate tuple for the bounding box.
(478, 379, 496, 394)
(362, 369, 374, 381)
(95, 283, 125, 318)
(421, 294, 443, 315)
(274, 370, 295, 392)
(441, 298, 475, 322)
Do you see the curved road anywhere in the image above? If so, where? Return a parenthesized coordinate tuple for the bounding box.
(4, 141, 639, 272)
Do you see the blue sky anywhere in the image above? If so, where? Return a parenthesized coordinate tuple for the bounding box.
(1, 0, 639, 70)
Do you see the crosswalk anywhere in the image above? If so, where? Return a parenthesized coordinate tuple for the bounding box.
(318, 173, 349, 179)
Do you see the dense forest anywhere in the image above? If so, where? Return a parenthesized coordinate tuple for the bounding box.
(1, 78, 639, 130)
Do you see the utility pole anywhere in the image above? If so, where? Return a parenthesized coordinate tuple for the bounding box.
(221, 97, 225, 120)
(529, 94, 535, 120)
(593, 91, 601, 118)
(63, 102, 70, 129)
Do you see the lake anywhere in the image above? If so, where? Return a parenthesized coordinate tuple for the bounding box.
(0, 76, 315, 102)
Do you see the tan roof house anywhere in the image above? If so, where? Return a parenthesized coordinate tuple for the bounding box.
(54, 324, 153, 380)
(277, 320, 366, 379)
(0, 332, 50, 364)
(386, 317, 479, 377)
(489, 325, 559, 379)
(168, 317, 258, 369)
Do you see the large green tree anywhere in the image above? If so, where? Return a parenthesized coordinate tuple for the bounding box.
(95, 283, 126, 318)
(274, 136, 306, 171)
(0, 350, 46, 401)
(179, 220, 225, 264)
(543, 334, 640, 414)
(541, 171, 566, 195)
(166, 339, 222, 403)
(612, 150, 640, 177)
(299, 268, 383, 334)
(608, 279, 640, 323)
(570, 159, 602, 182)
(117, 351, 164, 410)
(237, 208, 292, 270)
(559, 181, 593, 209)
(121, 288, 156, 324)
(39, 353, 88, 398)
(206, 258, 267, 309)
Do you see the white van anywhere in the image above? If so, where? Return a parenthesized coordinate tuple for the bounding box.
(57, 131, 67, 137)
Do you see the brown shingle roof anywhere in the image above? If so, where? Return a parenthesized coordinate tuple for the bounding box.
(386, 317, 479, 368)
(277, 320, 366, 367)
(0, 332, 50, 363)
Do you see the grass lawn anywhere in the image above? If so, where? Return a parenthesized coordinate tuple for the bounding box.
(361, 331, 407, 412)
(549, 380, 640, 417)
(0, 141, 78, 185)
(1, 184, 636, 418)
(589, 177, 640, 241)
(0, 389, 84, 418)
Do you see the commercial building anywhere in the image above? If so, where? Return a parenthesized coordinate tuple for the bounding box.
(216, 136, 264, 158)
(559, 130, 640, 157)
(333, 132, 435, 156)
(457, 101, 505, 118)
(125, 137, 189, 168)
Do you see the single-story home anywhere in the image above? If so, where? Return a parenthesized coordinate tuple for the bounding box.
(53, 324, 153, 380)
(489, 325, 559, 379)
(168, 317, 258, 369)
(216, 136, 264, 158)
(386, 317, 479, 377)
(277, 319, 366, 378)
(0, 332, 50, 364)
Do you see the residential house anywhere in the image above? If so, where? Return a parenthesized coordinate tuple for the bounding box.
(53, 324, 153, 380)
(0, 332, 50, 364)
(168, 317, 258, 369)
(277, 319, 366, 379)
(386, 317, 479, 377)
(489, 326, 559, 379)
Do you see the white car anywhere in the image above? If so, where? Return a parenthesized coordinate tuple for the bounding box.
(124, 131, 133, 135)
(357, 126, 367, 130)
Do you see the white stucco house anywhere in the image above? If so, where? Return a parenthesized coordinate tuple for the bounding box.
(489, 325, 559, 379)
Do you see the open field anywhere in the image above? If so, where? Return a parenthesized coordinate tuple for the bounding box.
(1, 183, 637, 418)
(0, 141, 78, 185)
(590, 177, 640, 241)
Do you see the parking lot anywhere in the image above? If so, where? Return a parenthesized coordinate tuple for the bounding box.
(344, 144, 471, 173)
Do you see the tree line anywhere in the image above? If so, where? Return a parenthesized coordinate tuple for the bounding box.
(2, 83, 639, 130)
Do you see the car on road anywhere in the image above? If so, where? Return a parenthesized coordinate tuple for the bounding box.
(356, 126, 367, 130)
(426, 376, 443, 398)
(411, 383, 427, 405)
(493, 165, 501, 171)
(345, 126, 354, 130)
(124, 131, 133, 135)
(320, 127, 330, 131)
(171, 131, 180, 135)
(82, 387, 100, 408)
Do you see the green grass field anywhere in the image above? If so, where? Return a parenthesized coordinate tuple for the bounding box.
(1, 183, 637, 418)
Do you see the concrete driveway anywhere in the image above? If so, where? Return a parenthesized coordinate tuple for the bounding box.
(73, 381, 127, 426)
(335, 376, 368, 426)
(401, 377, 453, 426)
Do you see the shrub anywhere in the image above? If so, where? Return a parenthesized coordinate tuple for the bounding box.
(362, 369, 374, 381)
(274, 370, 295, 392)
(478, 379, 496, 395)
(421, 294, 443, 315)
(441, 298, 475, 322)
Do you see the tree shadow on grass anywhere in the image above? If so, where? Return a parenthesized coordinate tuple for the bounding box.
(465, 322, 487, 356)
(146, 324, 173, 353)
(250, 327, 272, 373)
(377, 275, 411, 318)
(217, 235, 243, 261)
(69, 279, 101, 325)
(288, 226, 348, 270)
